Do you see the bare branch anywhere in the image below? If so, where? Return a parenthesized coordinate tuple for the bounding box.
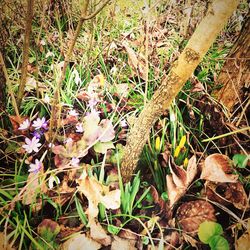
(81, 0, 111, 21)
(17, 0, 34, 107)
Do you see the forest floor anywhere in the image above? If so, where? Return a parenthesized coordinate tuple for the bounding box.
(0, 1, 249, 249)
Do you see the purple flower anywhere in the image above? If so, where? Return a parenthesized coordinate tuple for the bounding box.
(29, 159, 42, 173)
(70, 157, 80, 167)
(32, 130, 43, 139)
(22, 137, 42, 153)
(32, 117, 48, 130)
(88, 98, 98, 110)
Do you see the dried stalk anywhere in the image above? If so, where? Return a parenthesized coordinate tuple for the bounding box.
(0, 52, 20, 117)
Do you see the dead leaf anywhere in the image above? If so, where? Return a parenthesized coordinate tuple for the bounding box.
(77, 170, 121, 220)
(235, 220, 250, 250)
(115, 83, 129, 97)
(111, 235, 136, 250)
(122, 42, 147, 80)
(0, 232, 15, 250)
(89, 220, 111, 246)
(201, 154, 238, 183)
(58, 224, 84, 239)
(166, 155, 197, 206)
(164, 231, 181, 250)
(60, 233, 101, 250)
(176, 200, 216, 234)
(22, 169, 47, 212)
(204, 181, 249, 211)
(118, 229, 138, 240)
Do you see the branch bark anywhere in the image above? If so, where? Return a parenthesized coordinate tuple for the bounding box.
(17, 0, 34, 107)
(213, 14, 250, 111)
(120, 0, 239, 182)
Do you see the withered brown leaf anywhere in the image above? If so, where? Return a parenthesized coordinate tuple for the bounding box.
(201, 154, 238, 183)
(176, 200, 216, 234)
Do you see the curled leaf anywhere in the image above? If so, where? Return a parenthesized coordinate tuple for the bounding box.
(166, 155, 197, 206)
(201, 154, 238, 183)
(204, 181, 249, 211)
(77, 170, 121, 220)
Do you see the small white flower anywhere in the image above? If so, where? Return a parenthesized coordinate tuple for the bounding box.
(120, 119, 127, 128)
(70, 157, 80, 167)
(18, 119, 30, 130)
(110, 65, 118, 75)
(32, 117, 48, 130)
(40, 39, 46, 46)
(45, 51, 55, 58)
(68, 109, 78, 117)
(48, 143, 54, 148)
(22, 137, 42, 153)
(170, 113, 176, 122)
(43, 94, 50, 104)
(73, 69, 81, 85)
(29, 159, 42, 173)
(76, 123, 84, 133)
(48, 175, 60, 189)
(65, 138, 73, 144)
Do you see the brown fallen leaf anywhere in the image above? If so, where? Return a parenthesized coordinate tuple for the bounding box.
(204, 181, 249, 211)
(200, 153, 238, 183)
(122, 41, 147, 80)
(111, 235, 137, 250)
(176, 200, 216, 234)
(0, 232, 15, 250)
(166, 155, 197, 207)
(22, 169, 47, 212)
(77, 169, 121, 220)
(235, 219, 250, 250)
(89, 220, 111, 246)
(60, 233, 101, 250)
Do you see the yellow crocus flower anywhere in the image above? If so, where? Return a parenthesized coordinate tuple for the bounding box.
(155, 136, 161, 152)
(179, 135, 186, 148)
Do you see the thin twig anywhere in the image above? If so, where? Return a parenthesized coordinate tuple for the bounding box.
(17, 0, 34, 107)
(0, 52, 20, 117)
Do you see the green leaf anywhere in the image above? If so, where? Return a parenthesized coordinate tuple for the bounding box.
(198, 221, 223, 244)
(209, 235, 229, 250)
(107, 225, 120, 235)
(94, 141, 115, 154)
(233, 154, 249, 168)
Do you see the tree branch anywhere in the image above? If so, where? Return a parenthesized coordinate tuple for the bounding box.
(81, 0, 111, 20)
(120, 0, 239, 182)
